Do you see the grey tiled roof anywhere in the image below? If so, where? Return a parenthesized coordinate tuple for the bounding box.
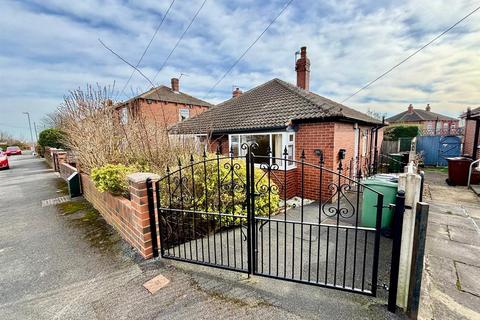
(170, 78, 382, 134)
(120, 86, 213, 108)
(386, 108, 457, 122)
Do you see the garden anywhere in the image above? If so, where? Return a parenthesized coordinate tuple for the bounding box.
(43, 85, 280, 246)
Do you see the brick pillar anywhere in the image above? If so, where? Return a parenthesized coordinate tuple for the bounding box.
(127, 172, 160, 259)
(57, 151, 67, 166)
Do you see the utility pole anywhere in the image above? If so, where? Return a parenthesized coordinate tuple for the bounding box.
(34, 122, 39, 141)
(22, 112, 35, 153)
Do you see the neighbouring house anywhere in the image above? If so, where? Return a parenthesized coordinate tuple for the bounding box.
(115, 78, 212, 128)
(461, 107, 480, 160)
(170, 46, 384, 200)
(386, 104, 460, 135)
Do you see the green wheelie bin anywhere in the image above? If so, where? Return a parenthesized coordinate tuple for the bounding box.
(361, 177, 398, 230)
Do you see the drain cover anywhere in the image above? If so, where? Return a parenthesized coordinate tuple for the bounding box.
(41, 196, 71, 207)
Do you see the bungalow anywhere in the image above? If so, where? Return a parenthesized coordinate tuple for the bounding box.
(170, 47, 384, 200)
(461, 107, 480, 160)
(386, 104, 460, 135)
(115, 78, 212, 128)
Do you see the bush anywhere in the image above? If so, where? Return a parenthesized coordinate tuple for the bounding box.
(38, 128, 65, 148)
(91, 164, 147, 196)
(159, 156, 280, 222)
(37, 128, 65, 156)
(384, 125, 419, 141)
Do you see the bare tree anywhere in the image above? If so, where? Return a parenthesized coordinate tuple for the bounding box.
(55, 84, 196, 174)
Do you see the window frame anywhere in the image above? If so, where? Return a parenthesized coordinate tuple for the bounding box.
(119, 107, 128, 125)
(179, 108, 190, 121)
(228, 131, 296, 170)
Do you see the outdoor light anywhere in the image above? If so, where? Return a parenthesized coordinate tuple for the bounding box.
(338, 148, 346, 160)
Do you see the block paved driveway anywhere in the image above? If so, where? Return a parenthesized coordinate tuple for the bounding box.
(0, 154, 399, 319)
(419, 170, 480, 320)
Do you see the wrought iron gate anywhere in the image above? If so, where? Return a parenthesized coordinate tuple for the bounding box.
(147, 143, 386, 296)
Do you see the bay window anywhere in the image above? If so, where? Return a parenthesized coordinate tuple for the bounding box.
(228, 132, 295, 169)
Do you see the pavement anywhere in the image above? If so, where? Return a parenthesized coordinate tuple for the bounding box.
(419, 170, 480, 320)
(0, 154, 401, 319)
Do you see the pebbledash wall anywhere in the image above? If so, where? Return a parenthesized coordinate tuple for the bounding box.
(208, 122, 383, 201)
(47, 147, 159, 259)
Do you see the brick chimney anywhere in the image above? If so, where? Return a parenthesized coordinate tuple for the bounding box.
(232, 87, 243, 98)
(407, 104, 414, 113)
(295, 46, 310, 91)
(426, 103, 431, 112)
(171, 78, 179, 92)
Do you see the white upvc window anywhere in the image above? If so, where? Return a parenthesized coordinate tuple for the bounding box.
(228, 131, 296, 170)
(179, 108, 190, 121)
(119, 107, 128, 124)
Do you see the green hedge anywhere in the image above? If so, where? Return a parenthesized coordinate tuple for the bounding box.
(384, 125, 419, 141)
(91, 163, 148, 196)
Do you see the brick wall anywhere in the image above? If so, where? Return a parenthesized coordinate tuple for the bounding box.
(133, 99, 208, 129)
(80, 172, 159, 259)
(463, 119, 479, 158)
(59, 162, 77, 180)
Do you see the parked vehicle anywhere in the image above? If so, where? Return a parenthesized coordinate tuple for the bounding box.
(0, 151, 9, 169)
(5, 146, 22, 156)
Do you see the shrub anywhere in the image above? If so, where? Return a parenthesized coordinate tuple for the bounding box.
(38, 128, 65, 149)
(159, 156, 280, 223)
(91, 164, 148, 196)
(384, 125, 419, 141)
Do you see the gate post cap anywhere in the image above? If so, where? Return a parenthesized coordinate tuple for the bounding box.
(127, 172, 161, 183)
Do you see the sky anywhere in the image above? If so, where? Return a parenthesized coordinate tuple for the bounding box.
(1, 0, 479, 139)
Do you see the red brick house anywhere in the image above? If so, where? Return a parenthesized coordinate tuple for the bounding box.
(461, 107, 480, 159)
(170, 47, 384, 200)
(386, 104, 460, 135)
(115, 78, 212, 128)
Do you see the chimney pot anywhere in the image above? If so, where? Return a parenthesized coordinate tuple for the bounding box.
(408, 104, 414, 113)
(232, 87, 243, 98)
(295, 46, 310, 91)
(171, 78, 179, 92)
(426, 103, 431, 112)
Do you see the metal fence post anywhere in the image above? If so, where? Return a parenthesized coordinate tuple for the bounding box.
(146, 178, 159, 258)
(388, 190, 406, 313)
(407, 202, 429, 319)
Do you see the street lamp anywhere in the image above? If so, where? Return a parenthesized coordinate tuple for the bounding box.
(22, 112, 35, 154)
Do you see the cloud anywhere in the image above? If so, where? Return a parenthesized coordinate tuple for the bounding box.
(0, 0, 479, 138)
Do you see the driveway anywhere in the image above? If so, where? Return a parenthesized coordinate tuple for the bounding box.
(419, 169, 480, 320)
(0, 154, 399, 319)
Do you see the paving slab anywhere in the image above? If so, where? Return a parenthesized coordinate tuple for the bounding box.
(420, 170, 480, 320)
(448, 225, 480, 247)
(456, 262, 480, 297)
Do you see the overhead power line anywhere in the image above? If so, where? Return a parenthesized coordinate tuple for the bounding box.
(116, 0, 176, 100)
(342, 4, 480, 103)
(207, 0, 294, 94)
(99, 39, 157, 88)
(151, 0, 208, 84)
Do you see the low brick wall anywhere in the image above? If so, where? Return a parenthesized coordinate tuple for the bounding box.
(59, 162, 77, 180)
(80, 173, 157, 259)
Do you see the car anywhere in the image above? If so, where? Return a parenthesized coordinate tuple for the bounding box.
(0, 151, 9, 169)
(5, 146, 22, 156)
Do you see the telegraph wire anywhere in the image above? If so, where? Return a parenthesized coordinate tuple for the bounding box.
(116, 0, 176, 100)
(341, 4, 480, 103)
(151, 0, 208, 83)
(207, 0, 294, 94)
